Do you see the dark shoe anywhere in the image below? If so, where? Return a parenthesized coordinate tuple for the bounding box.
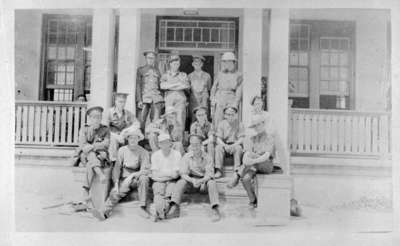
(90, 208, 107, 221)
(211, 207, 221, 222)
(138, 206, 151, 219)
(290, 199, 302, 217)
(214, 169, 223, 179)
(227, 173, 240, 189)
(249, 198, 258, 209)
(166, 204, 180, 219)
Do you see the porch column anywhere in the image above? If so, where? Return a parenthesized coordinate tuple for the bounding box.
(89, 9, 116, 110)
(117, 9, 141, 115)
(268, 9, 290, 174)
(392, 9, 400, 234)
(242, 9, 263, 125)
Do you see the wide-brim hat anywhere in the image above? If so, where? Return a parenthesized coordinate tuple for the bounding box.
(161, 106, 177, 118)
(168, 51, 181, 63)
(122, 126, 144, 141)
(114, 92, 129, 99)
(158, 133, 171, 143)
(192, 106, 208, 115)
(223, 105, 238, 114)
(248, 115, 266, 128)
(188, 133, 205, 142)
(192, 54, 205, 62)
(143, 50, 157, 57)
(221, 52, 237, 61)
(86, 106, 104, 116)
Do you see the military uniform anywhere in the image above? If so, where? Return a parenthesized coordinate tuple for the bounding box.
(210, 71, 243, 129)
(77, 124, 111, 191)
(215, 119, 245, 171)
(189, 120, 215, 160)
(160, 70, 190, 131)
(146, 118, 184, 154)
(188, 70, 211, 119)
(106, 107, 140, 162)
(136, 64, 164, 130)
(103, 145, 151, 217)
(170, 150, 219, 208)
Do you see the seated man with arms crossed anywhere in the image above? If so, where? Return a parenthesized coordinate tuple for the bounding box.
(150, 133, 181, 222)
(90, 126, 151, 220)
(167, 134, 221, 222)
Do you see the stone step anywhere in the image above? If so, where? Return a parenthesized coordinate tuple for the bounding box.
(15, 145, 75, 166)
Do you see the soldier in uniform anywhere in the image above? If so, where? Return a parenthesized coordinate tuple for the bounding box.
(160, 52, 190, 133)
(78, 106, 111, 205)
(189, 106, 215, 161)
(188, 55, 212, 121)
(146, 106, 184, 155)
(105, 92, 140, 163)
(167, 134, 221, 222)
(210, 52, 243, 129)
(136, 50, 164, 131)
(150, 133, 181, 222)
(90, 126, 151, 220)
(214, 105, 245, 178)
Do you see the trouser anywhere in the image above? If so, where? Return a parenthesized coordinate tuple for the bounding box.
(152, 180, 176, 218)
(206, 142, 215, 163)
(140, 102, 162, 131)
(171, 178, 219, 208)
(103, 175, 149, 216)
(214, 144, 243, 170)
(240, 155, 274, 204)
(109, 132, 125, 162)
(83, 151, 106, 190)
(148, 133, 185, 155)
(165, 95, 187, 134)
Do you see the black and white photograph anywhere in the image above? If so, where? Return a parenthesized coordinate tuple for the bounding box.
(1, 0, 400, 245)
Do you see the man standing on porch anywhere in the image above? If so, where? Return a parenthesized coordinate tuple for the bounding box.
(150, 133, 181, 222)
(210, 52, 243, 129)
(188, 55, 212, 121)
(104, 93, 140, 163)
(160, 52, 190, 133)
(136, 50, 164, 132)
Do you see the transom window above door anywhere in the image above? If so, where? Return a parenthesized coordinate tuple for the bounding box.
(157, 17, 238, 51)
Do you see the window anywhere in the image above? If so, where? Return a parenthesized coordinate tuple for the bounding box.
(289, 24, 310, 108)
(41, 15, 92, 101)
(157, 17, 237, 51)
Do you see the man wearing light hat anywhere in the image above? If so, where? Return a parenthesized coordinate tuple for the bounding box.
(210, 51, 243, 129)
(227, 114, 275, 208)
(136, 50, 164, 131)
(150, 133, 181, 221)
(188, 54, 212, 121)
(214, 105, 245, 178)
(77, 106, 111, 205)
(91, 126, 151, 220)
(146, 106, 184, 155)
(104, 92, 140, 163)
(160, 51, 190, 133)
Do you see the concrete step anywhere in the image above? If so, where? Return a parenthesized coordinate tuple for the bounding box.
(15, 145, 76, 166)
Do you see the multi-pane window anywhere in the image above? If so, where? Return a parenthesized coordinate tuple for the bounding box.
(319, 37, 351, 109)
(42, 15, 92, 101)
(158, 18, 237, 51)
(289, 23, 310, 108)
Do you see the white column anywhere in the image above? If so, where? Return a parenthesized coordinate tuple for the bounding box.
(117, 9, 141, 115)
(242, 9, 263, 126)
(391, 8, 400, 234)
(89, 9, 115, 110)
(268, 9, 290, 174)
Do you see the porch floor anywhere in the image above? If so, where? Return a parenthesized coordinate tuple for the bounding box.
(15, 165, 392, 234)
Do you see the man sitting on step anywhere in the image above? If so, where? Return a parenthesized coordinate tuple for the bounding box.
(150, 133, 181, 222)
(90, 126, 151, 221)
(214, 105, 245, 178)
(227, 115, 275, 208)
(78, 106, 111, 206)
(167, 134, 221, 222)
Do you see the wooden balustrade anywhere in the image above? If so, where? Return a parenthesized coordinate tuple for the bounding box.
(289, 109, 391, 156)
(15, 101, 87, 146)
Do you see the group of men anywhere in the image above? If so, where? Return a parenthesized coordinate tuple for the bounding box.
(75, 50, 281, 223)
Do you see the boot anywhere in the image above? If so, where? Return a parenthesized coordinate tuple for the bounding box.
(290, 199, 302, 217)
(138, 205, 151, 219)
(214, 169, 223, 179)
(227, 173, 240, 189)
(166, 204, 180, 219)
(210, 206, 221, 222)
(90, 208, 107, 221)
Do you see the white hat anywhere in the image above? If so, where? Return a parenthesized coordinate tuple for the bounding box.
(158, 133, 171, 142)
(122, 126, 144, 141)
(221, 52, 236, 61)
(248, 114, 266, 128)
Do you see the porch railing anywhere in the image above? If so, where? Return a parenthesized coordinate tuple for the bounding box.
(15, 101, 87, 146)
(289, 109, 391, 156)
